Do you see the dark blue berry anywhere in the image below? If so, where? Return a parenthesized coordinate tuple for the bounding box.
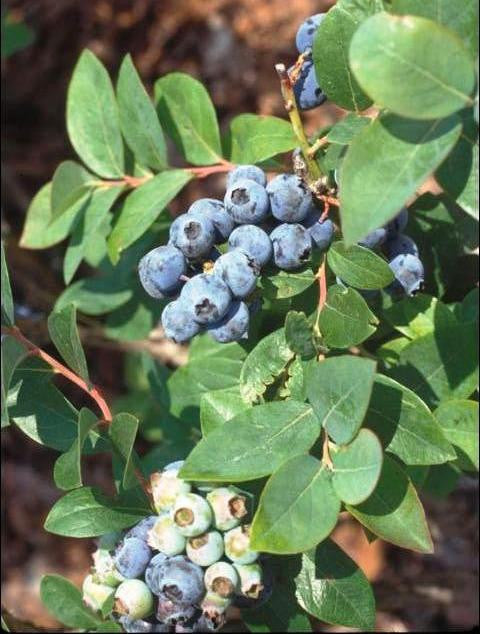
(227, 165, 267, 188)
(161, 299, 201, 343)
(224, 179, 270, 224)
(386, 208, 409, 238)
(389, 254, 424, 296)
(270, 223, 312, 270)
(188, 199, 234, 243)
(228, 224, 272, 267)
(180, 274, 232, 324)
(170, 214, 216, 259)
(267, 174, 313, 223)
(125, 516, 157, 542)
(156, 556, 205, 606)
(358, 228, 388, 250)
(384, 234, 419, 259)
(291, 60, 326, 111)
(214, 250, 259, 298)
(114, 537, 151, 579)
(208, 301, 250, 343)
(303, 211, 334, 251)
(138, 246, 186, 299)
(295, 13, 325, 53)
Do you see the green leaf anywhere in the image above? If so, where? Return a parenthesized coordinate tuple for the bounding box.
(1, 241, 14, 326)
(284, 311, 316, 359)
(54, 408, 99, 490)
(260, 267, 315, 300)
(339, 113, 462, 245)
(1, 336, 27, 427)
(40, 574, 102, 629)
(155, 73, 222, 165)
(109, 412, 139, 489)
(63, 185, 124, 283)
(47, 304, 89, 383)
(180, 401, 321, 482)
(104, 291, 164, 342)
(228, 114, 296, 164)
(326, 113, 371, 145)
(1, 12, 34, 58)
(391, 0, 478, 58)
(44, 486, 149, 537)
(51, 160, 95, 219)
(55, 276, 133, 316)
(117, 54, 167, 170)
(346, 455, 433, 553)
(295, 539, 376, 630)
(281, 357, 307, 402)
(365, 374, 456, 465)
(319, 284, 379, 348)
(251, 455, 340, 553)
(390, 321, 479, 408)
(107, 170, 191, 263)
(456, 288, 479, 324)
(312, 0, 382, 111)
(67, 50, 124, 177)
(200, 387, 248, 437)
(382, 293, 458, 339)
(435, 399, 479, 471)
(20, 183, 80, 249)
(331, 429, 383, 504)
(240, 329, 294, 403)
(350, 13, 475, 120)
(306, 355, 376, 445)
(421, 462, 461, 498)
(376, 335, 410, 368)
(327, 242, 394, 289)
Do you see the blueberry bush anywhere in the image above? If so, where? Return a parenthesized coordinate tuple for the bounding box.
(1, 0, 479, 631)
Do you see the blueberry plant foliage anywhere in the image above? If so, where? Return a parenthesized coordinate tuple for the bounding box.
(1, 0, 479, 631)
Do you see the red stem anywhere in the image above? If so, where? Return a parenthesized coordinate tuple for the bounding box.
(316, 259, 328, 312)
(187, 161, 235, 179)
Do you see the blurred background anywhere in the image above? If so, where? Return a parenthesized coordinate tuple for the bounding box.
(1, 0, 478, 631)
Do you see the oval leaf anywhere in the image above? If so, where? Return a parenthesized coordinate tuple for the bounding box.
(435, 399, 479, 471)
(51, 160, 95, 219)
(260, 267, 315, 300)
(47, 304, 89, 383)
(228, 114, 296, 164)
(109, 412, 139, 489)
(200, 387, 248, 437)
(40, 574, 102, 629)
(327, 242, 394, 290)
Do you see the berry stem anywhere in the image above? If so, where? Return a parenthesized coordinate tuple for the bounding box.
(313, 257, 328, 337)
(275, 63, 322, 183)
(187, 161, 235, 179)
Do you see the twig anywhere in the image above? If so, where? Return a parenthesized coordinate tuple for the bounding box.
(187, 161, 235, 179)
(307, 135, 329, 158)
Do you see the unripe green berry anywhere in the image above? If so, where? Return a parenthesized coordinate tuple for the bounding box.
(172, 493, 213, 537)
(114, 579, 153, 620)
(204, 562, 239, 597)
(82, 574, 115, 613)
(207, 486, 248, 531)
(234, 563, 264, 599)
(200, 591, 231, 631)
(92, 548, 124, 587)
(224, 524, 258, 564)
(186, 530, 224, 567)
(147, 515, 186, 556)
(150, 461, 192, 513)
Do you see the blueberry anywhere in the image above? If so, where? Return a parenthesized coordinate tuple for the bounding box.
(295, 13, 325, 53)
(145, 553, 169, 595)
(206, 487, 248, 531)
(207, 301, 250, 343)
(228, 225, 272, 267)
(114, 579, 154, 620)
(170, 214, 216, 259)
(125, 516, 157, 543)
(232, 558, 273, 610)
(358, 227, 387, 249)
(147, 516, 187, 556)
(82, 574, 115, 613)
(186, 531, 225, 567)
(386, 207, 409, 238)
(224, 178, 270, 224)
(150, 462, 192, 513)
(188, 199, 234, 243)
(303, 211, 334, 251)
(291, 59, 326, 111)
(180, 273, 232, 325)
(118, 617, 165, 633)
(172, 493, 213, 537)
(224, 524, 258, 565)
(138, 246, 187, 299)
(270, 223, 312, 270)
(214, 250, 259, 298)
(92, 549, 124, 587)
(156, 555, 205, 605)
(234, 563, 264, 599)
(199, 592, 231, 631)
(156, 597, 196, 627)
(161, 299, 201, 343)
(204, 562, 239, 598)
(114, 537, 151, 579)
(226, 165, 267, 188)
(384, 233, 419, 259)
(267, 174, 313, 223)
(388, 254, 424, 296)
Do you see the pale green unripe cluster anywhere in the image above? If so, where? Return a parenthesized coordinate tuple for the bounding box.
(147, 515, 186, 556)
(114, 579, 154, 620)
(172, 492, 213, 537)
(224, 524, 259, 564)
(92, 548, 125, 587)
(186, 530, 224, 566)
(150, 461, 192, 513)
(82, 574, 115, 613)
(207, 486, 248, 531)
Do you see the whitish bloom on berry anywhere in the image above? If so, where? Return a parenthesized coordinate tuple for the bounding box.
(147, 515, 186, 556)
(204, 562, 239, 597)
(186, 531, 224, 567)
(172, 493, 213, 537)
(206, 486, 248, 531)
(234, 563, 264, 599)
(150, 461, 192, 513)
(82, 574, 115, 613)
(92, 548, 124, 587)
(114, 579, 154, 620)
(224, 524, 258, 565)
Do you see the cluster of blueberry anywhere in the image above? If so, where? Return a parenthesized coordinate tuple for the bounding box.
(82, 461, 269, 633)
(290, 13, 326, 110)
(359, 208, 425, 296)
(138, 165, 334, 344)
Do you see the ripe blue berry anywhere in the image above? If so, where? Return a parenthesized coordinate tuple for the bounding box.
(270, 223, 312, 270)
(170, 214, 216, 259)
(188, 199, 234, 243)
(125, 516, 157, 543)
(114, 579, 154, 620)
(145, 553, 169, 595)
(224, 178, 270, 224)
(118, 617, 170, 633)
(156, 597, 196, 627)
(180, 274, 232, 325)
(386, 207, 409, 238)
(358, 227, 387, 249)
(161, 299, 201, 343)
(267, 174, 313, 223)
(138, 246, 186, 299)
(389, 254, 424, 296)
(156, 555, 205, 605)
(384, 233, 419, 259)
(207, 301, 250, 343)
(228, 225, 272, 267)
(226, 165, 267, 188)
(172, 493, 213, 537)
(114, 537, 151, 579)
(303, 212, 334, 251)
(214, 250, 259, 298)
(295, 13, 325, 53)
(291, 60, 326, 111)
